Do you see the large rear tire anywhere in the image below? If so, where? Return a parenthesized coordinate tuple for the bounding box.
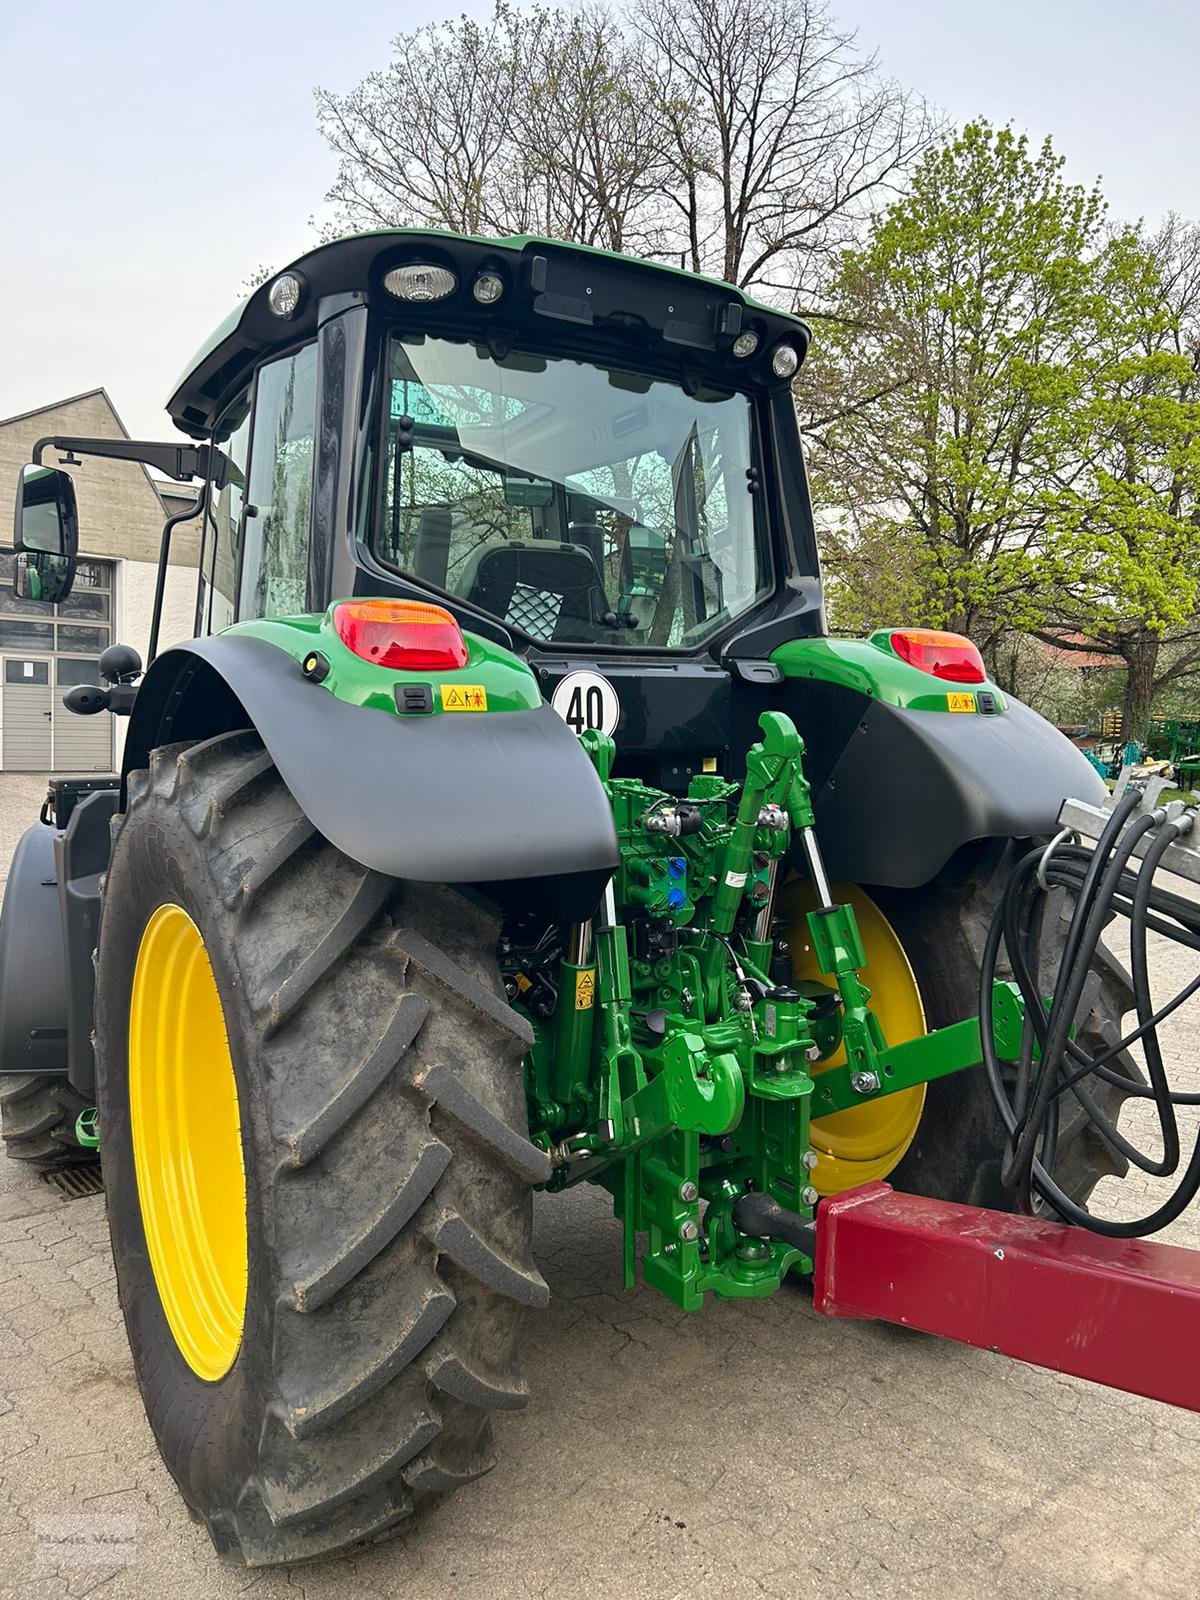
(0, 1073, 93, 1169)
(95, 731, 550, 1566)
(877, 842, 1139, 1212)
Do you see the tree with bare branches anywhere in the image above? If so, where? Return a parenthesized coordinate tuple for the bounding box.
(316, 4, 673, 252)
(632, 0, 931, 294)
(315, 0, 931, 294)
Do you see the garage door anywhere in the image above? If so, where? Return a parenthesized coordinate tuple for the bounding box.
(1, 657, 113, 773)
(53, 659, 114, 771)
(2, 659, 52, 770)
(0, 555, 115, 774)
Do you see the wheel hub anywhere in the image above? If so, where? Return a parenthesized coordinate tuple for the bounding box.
(129, 903, 247, 1381)
(781, 879, 927, 1195)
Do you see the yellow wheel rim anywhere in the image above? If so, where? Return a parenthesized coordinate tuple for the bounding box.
(129, 903, 247, 1382)
(780, 879, 927, 1197)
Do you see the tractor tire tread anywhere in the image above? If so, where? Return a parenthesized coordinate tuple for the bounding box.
(98, 730, 545, 1567)
(880, 841, 1141, 1212)
(0, 1073, 93, 1169)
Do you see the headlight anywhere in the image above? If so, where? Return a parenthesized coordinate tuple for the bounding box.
(267, 272, 304, 318)
(771, 344, 799, 379)
(383, 264, 457, 303)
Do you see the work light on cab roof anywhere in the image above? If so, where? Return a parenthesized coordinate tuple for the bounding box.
(472, 270, 505, 304)
(267, 272, 304, 319)
(384, 263, 457, 302)
(772, 343, 800, 378)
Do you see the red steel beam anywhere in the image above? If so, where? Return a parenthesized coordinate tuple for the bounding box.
(812, 1182, 1200, 1412)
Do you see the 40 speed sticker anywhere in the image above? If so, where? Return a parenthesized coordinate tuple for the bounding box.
(551, 669, 620, 738)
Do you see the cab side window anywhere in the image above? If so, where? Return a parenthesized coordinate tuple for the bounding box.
(200, 402, 249, 634)
(239, 343, 318, 620)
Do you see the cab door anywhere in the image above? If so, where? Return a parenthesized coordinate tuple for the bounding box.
(237, 342, 318, 620)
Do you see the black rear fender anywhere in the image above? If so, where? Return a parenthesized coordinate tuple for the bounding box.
(123, 635, 618, 921)
(784, 685, 1108, 890)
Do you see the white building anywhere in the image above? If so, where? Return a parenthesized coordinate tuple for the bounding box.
(0, 390, 199, 775)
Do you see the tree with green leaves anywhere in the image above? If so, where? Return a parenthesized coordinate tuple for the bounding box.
(805, 127, 1200, 740)
(1034, 216, 1200, 740)
(804, 122, 1109, 654)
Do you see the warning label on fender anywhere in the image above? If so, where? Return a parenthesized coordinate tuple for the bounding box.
(441, 684, 488, 712)
(946, 692, 976, 713)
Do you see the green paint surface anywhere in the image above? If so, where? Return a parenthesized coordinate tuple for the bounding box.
(228, 604, 541, 715)
(771, 634, 1007, 714)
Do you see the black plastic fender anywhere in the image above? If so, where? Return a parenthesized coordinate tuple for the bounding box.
(793, 690, 1108, 889)
(123, 634, 619, 918)
(0, 823, 69, 1078)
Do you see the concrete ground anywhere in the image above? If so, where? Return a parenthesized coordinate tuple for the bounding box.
(1, 774, 1198, 1600)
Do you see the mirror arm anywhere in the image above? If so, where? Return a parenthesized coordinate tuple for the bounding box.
(146, 479, 212, 666)
(32, 436, 232, 490)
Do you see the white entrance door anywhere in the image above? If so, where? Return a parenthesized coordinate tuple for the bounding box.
(2, 659, 53, 770)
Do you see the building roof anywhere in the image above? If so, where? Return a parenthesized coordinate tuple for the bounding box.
(1038, 633, 1121, 671)
(0, 387, 201, 568)
(0, 387, 168, 513)
(0, 386, 110, 431)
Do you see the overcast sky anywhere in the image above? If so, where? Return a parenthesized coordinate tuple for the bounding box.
(1, 0, 1196, 443)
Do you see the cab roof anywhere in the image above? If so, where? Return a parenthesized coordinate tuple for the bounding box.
(167, 229, 811, 439)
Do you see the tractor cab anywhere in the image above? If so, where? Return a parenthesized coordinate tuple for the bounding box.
(16, 231, 824, 789)
(173, 231, 823, 788)
(7, 225, 1102, 925)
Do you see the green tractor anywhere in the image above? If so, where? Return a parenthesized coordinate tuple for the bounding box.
(0, 232, 1140, 1564)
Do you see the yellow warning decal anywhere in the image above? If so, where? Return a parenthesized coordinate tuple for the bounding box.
(946, 692, 976, 713)
(575, 968, 596, 1010)
(440, 684, 488, 712)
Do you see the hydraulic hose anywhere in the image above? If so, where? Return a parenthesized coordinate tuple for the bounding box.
(979, 792, 1200, 1238)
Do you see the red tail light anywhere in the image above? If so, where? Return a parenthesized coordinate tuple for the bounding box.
(333, 599, 468, 670)
(887, 629, 986, 684)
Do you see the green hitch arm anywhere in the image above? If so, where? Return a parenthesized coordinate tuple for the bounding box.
(808, 981, 1028, 1117)
(710, 711, 805, 937)
(578, 727, 645, 1150)
(806, 899, 887, 1076)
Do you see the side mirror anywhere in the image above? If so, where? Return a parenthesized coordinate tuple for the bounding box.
(14, 464, 78, 604)
(503, 474, 555, 508)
